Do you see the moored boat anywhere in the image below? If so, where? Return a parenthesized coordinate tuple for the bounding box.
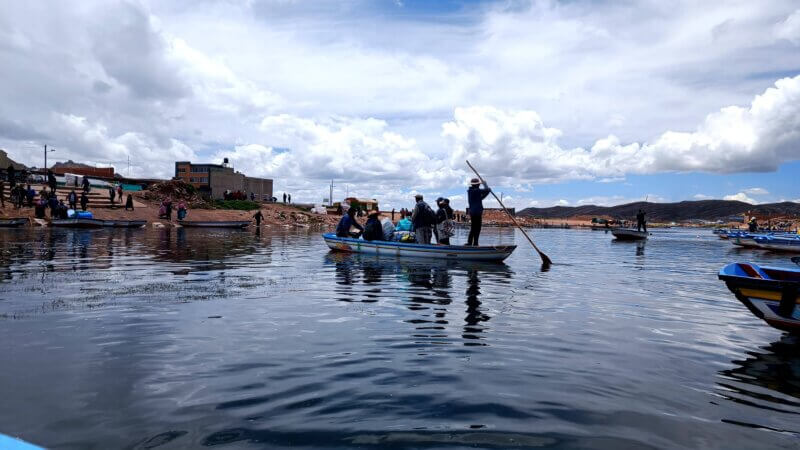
(322, 233, 516, 262)
(719, 262, 800, 332)
(0, 218, 28, 227)
(610, 228, 648, 241)
(101, 219, 147, 228)
(50, 218, 105, 228)
(178, 220, 250, 229)
(753, 235, 800, 252)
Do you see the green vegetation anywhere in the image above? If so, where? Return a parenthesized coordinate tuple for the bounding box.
(213, 199, 261, 211)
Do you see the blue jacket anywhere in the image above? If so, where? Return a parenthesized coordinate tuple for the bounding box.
(336, 214, 363, 237)
(467, 186, 491, 216)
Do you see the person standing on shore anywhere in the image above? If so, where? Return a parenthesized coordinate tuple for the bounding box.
(125, 194, 134, 211)
(26, 185, 35, 207)
(7, 165, 16, 188)
(253, 210, 264, 227)
(283, 192, 287, 203)
(82, 175, 90, 192)
(80, 191, 89, 211)
(288, 193, 291, 204)
(108, 185, 116, 207)
(47, 170, 57, 192)
(67, 189, 77, 210)
(466, 178, 490, 246)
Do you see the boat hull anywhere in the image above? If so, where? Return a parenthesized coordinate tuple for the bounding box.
(178, 220, 250, 228)
(753, 236, 800, 253)
(0, 218, 28, 227)
(611, 229, 648, 241)
(102, 220, 147, 228)
(322, 233, 515, 262)
(50, 218, 104, 228)
(719, 262, 800, 332)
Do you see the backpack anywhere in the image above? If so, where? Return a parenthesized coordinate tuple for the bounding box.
(421, 202, 436, 227)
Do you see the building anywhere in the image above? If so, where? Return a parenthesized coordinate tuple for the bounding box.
(0, 149, 26, 171)
(51, 160, 115, 178)
(343, 197, 379, 211)
(174, 159, 273, 201)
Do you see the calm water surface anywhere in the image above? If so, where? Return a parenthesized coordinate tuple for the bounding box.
(1, 227, 799, 449)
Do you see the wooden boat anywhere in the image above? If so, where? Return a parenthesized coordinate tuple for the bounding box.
(101, 219, 147, 228)
(0, 217, 28, 227)
(178, 220, 250, 229)
(611, 228, 648, 241)
(322, 233, 516, 262)
(719, 262, 800, 332)
(753, 236, 800, 252)
(50, 218, 104, 228)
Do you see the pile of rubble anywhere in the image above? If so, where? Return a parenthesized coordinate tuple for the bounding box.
(143, 180, 211, 208)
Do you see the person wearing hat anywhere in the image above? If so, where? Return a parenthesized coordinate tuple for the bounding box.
(411, 194, 435, 244)
(467, 178, 491, 245)
(748, 216, 758, 232)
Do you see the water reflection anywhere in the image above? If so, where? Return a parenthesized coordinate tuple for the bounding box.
(718, 335, 800, 416)
(324, 253, 513, 347)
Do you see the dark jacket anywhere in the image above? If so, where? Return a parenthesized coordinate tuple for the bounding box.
(363, 217, 384, 241)
(467, 186, 491, 216)
(336, 214, 363, 237)
(412, 200, 434, 228)
(436, 205, 454, 224)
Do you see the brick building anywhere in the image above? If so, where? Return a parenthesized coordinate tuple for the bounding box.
(174, 159, 273, 201)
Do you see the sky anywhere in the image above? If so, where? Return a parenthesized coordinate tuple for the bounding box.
(0, 0, 799, 210)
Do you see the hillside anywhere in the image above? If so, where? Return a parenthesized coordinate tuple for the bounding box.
(518, 200, 800, 221)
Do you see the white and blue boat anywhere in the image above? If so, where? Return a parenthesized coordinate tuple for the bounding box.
(322, 233, 516, 262)
(753, 235, 800, 252)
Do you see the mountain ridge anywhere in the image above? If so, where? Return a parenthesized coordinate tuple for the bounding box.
(518, 200, 800, 221)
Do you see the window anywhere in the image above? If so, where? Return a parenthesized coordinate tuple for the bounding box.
(191, 167, 209, 173)
(177, 167, 186, 173)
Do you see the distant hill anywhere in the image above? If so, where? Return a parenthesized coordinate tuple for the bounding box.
(518, 200, 800, 221)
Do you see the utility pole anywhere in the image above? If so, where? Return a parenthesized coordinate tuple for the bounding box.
(329, 180, 334, 206)
(44, 145, 55, 173)
(127, 155, 131, 177)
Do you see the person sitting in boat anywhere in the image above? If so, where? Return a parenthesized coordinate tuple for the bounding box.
(395, 211, 413, 232)
(336, 207, 364, 238)
(47, 194, 59, 218)
(636, 209, 647, 233)
(381, 216, 395, 240)
(57, 200, 69, 219)
(363, 212, 385, 241)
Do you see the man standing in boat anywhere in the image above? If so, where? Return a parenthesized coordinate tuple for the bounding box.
(467, 178, 491, 246)
(636, 209, 647, 232)
(411, 194, 435, 244)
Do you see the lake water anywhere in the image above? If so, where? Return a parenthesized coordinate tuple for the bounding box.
(1, 227, 799, 449)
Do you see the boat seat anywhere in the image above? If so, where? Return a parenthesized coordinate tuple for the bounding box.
(738, 263, 768, 279)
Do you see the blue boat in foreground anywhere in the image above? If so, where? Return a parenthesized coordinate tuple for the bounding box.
(719, 262, 800, 332)
(323, 233, 516, 262)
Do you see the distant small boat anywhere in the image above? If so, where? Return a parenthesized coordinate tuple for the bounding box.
(611, 228, 648, 241)
(719, 262, 800, 332)
(102, 219, 147, 228)
(178, 220, 250, 229)
(323, 233, 515, 262)
(50, 218, 104, 228)
(0, 218, 28, 227)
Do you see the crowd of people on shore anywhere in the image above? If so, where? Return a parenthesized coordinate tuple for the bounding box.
(335, 178, 492, 246)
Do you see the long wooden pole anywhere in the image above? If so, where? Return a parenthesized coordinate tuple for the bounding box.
(466, 160, 552, 266)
